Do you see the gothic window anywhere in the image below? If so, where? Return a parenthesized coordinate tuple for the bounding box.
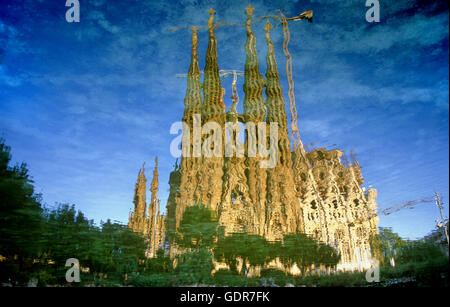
(311, 200, 317, 210)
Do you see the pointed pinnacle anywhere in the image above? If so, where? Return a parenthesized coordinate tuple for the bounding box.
(264, 20, 272, 33)
(208, 9, 215, 30)
(245, 5, 254, 18)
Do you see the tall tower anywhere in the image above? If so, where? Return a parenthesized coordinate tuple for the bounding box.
(129, 163, 147, 233)
(263, 20, 303, 240)
(147, 157, 160, 257)
(169, 27, 205, 231)
(242, 5, 268, 236)
(179, 26, 204, 208)
(129, 159, 166, 258)
(200, 8, 225, 211)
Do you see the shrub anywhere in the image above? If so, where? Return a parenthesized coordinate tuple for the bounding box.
(295, 271, 367, 287)
(129, 273, 172, 287)
(212, 269, 259, 286)
(259, 269, 293, 286)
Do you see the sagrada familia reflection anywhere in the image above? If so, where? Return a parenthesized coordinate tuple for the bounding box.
(129, 6, 379, 273)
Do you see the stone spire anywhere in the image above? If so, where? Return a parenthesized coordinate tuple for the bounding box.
(264, 20, 290, 167)
(167, 25, 207, 238)
(263, 20, 303, 238)
(181, 26, 203, 185)
(243, 5, 266, 123)
(200, 8, 225, 211)
(183, 26, 203, 125)
(147, 157, 160, 256)
(129, 163, 147, 233)
(202, 8, 224, 122)
(242, 5, 267, 236)
(148, 157, 159, 224)
(129, 158, 167, 258)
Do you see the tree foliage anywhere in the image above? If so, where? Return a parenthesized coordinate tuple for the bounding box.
(0, 139, 43, 260)
(175, 204, 221, 249)
(215, 233, 275, 274)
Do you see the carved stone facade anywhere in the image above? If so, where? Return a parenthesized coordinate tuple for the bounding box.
(128, 158, 166, 257)
(134, 6, 379, 272)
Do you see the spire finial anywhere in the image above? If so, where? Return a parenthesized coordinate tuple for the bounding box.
(208, 9, 215, 31)
(190, 26, 198, 51)
(245, 5, 254, 18)
(139, 162, 146, 177)
(264, 20, 272, 33)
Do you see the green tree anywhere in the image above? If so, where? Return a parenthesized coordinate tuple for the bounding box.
(280, 232, 317, 275)
(40, 204, 97, 282)
(175, 204, 221, 249)
(172, 204, 221, 285)
(215, 233, 275, 275)
(370, 227, 406, 265)
(280, 232, 340, 275)
(397, 240, 446, 264)
(146, 248, 172, 273)
(41, 206, 147, 284)
(0, 139, 43, 283)
(97, 219, 147, 282)
(315, 241, 341, 269)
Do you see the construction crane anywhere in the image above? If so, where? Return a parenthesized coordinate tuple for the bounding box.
(175, 69, 244, 79)
(433, 191, 449, 247)
(168, 10, 313, 32)
(351, 194, 449, 246)
(278, 9, 312, 151)
(284, 10, 313, 22)
(379, 197, 435, 216)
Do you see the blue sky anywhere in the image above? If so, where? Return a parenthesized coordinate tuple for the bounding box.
(0, 0, 448, 239)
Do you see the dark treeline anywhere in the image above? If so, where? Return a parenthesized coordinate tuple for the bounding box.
(0, 139, 448, 287)
(0, 138, 340, 286)
(0, 139, 148, 286)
